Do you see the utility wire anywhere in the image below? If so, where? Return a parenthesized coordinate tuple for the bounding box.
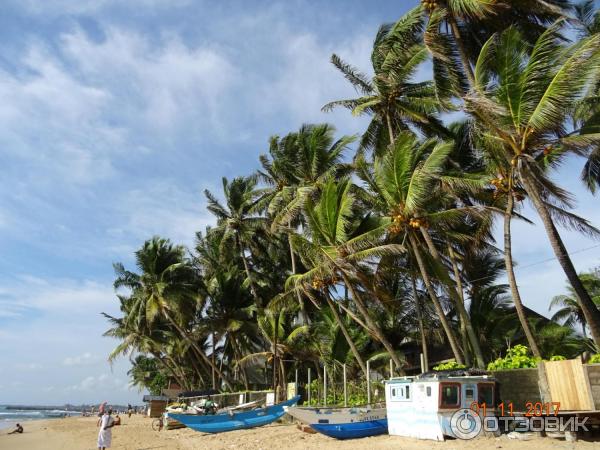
(462, 242, 600, 287)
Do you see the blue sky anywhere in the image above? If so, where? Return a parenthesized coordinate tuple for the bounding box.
(0, 0, 598, 405)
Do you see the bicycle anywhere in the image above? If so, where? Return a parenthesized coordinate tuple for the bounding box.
(151, 416, 164, 431)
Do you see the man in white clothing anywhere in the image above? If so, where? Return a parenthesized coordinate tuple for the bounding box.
(97, 409, 115, 449)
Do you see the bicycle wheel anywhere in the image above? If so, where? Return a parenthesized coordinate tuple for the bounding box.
(151, 418, 163, 431)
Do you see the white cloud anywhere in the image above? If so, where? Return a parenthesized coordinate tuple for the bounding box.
(0, 275, 112, 317)
(11, 0, 193, 15)
(63, 352, 99, 366)
(70, 373, 125, 392)
(60, 26, 237, 134)
(14, 363, 43, 370)
(114, 180, 215, 246)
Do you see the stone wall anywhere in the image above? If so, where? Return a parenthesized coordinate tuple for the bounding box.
(492, 368, 541, 412)
(586, 364, 600, 410)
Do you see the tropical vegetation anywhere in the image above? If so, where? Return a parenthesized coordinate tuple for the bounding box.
(104, 1, 600, 400)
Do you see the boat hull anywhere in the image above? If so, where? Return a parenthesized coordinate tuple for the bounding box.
(311, 418, 388, 439)
(286, 406, 387, 440)
(168, 396, 300, 434)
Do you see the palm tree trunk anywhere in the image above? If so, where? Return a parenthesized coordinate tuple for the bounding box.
(273, 314, 278, 402)
(520, 168, 600, 346)
(288, 220, 309, 324)
(503, 193, 542, 358)
(237, 235, 261, 308)
(212, 332, 217, 389)
(324, 293, 368, 376)
(162, 309, 233, 390)
(187, 354, 206, 388)
(386, 113, 395, 145)
(341, 273, 404, 370)
(152, 352, 188, 390)
(408, 233, 464, 364)
(419, 228, 484, 368)
(446, 243, 472, 367)
(447, 13, 476, 88)
(410, 274, 429, 372)
(279, 358, 287, 400)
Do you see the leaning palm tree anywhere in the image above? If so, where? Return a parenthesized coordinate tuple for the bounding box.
(113, 236, 233, 390)
(467, 22, 600, 344)
(286, 177, 405, 370)
(356, 131, 488, 365)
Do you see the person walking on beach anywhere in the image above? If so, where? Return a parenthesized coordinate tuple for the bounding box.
(127, 404, 133, 418)
(97, 409, 115, 449)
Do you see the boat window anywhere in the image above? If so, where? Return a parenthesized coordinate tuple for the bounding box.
(439, 383, 460, 408)
(426, 386, 431, 397)
(478, 383, 494, 406)
(390, 384, 411, 401)
(465, 388, 474, 399)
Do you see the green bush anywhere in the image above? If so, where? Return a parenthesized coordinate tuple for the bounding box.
(487, 345, 541, 371)
(302, 379, 384, 407)
(549, 355, 566, 361)
(589, 354, 600, 364)
(432, 360, 466, 371)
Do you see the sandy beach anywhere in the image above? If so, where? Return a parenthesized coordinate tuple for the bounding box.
(0, 415, 598, 450)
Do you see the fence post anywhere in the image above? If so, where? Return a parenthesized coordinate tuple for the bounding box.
(343, 364, 348, 407)
(323, 365, 327, 406)
(366, 360, 371, 405)
(308, 367, 311, 404)
(295, 368, 298, 399)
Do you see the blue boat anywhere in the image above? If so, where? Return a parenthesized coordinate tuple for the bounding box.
(285, 405, 388, 440)
(168, 395, 300, 433)
(311, 418, 388, 439)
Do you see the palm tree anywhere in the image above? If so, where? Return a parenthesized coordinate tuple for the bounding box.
(356, 131, 488, 365)
(239, 309, 309, 401)
(286, 177, 405, 370)
(259, 124, 355, 319)
(323, 7, 449, 155)
(422, 0, 570, 90)
(113, 236, 233, 390)
(205, 176, 268, 307)
(467, 23, 600, 345)
(550, 272, 600, 336)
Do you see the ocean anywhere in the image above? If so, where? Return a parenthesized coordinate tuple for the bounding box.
(0, 406, 81, 430)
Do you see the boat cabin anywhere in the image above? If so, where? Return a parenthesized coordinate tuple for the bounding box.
(385, 373, 496, 441)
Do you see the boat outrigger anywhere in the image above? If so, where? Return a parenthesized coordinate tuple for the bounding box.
(168, 395, 300, 434)
(285, 404, 387, 439)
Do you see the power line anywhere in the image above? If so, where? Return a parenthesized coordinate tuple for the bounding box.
(463, 243, 600, 287)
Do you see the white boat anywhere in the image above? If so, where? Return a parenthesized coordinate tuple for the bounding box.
(285, 404, 387, 439)
(385, 370, 497, 441)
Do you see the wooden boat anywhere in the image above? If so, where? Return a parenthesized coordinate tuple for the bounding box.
(285, 405, 388, 439)
(168, 395, 300, 433)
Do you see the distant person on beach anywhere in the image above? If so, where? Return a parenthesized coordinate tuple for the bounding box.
(127, 404, 133, 418)
(8, 423, 23, 434)
(97, 409, 115, 449)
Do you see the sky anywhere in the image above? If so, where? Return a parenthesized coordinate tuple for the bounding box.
(0, 0, 598, 406)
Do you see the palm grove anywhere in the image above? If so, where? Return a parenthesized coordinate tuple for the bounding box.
(104, 1, 600, 397)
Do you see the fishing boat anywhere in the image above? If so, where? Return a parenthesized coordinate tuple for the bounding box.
(168, 395, 300, 433)
(285, 404, 388, 439)
(385, 369, 497, 441)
